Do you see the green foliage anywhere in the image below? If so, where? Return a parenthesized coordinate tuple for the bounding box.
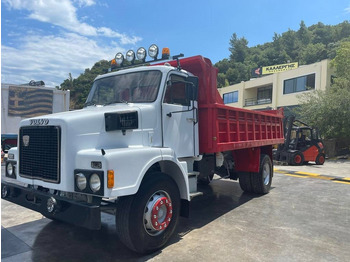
(60, 60, 110, 109)
(331, 41, 350, 83)
(296, 88, 350, 139)
(215, 20, 350, 87)
(296, 41, 350, 139)
(229, 33, 249, 63)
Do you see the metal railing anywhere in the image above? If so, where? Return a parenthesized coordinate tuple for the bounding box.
(244, 97, 272, 107)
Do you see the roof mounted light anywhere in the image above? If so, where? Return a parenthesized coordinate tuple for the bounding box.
(162, 47, 170, 59)
(148, 44, 159, 59)
(136, 47, 146, 61)
(108, 45, 182, 72)
(115, 52, 124, 66)
(126, 50, 135, 63)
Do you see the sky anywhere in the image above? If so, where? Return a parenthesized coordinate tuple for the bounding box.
(1, 0, 350, 87)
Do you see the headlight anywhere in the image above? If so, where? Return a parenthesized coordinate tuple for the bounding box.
(148, 44, 159, 59)
(115, 52, 124, 65)
(90, 173, 101, 192)
(136, 47, 146, 61)
(8, 153, 14, 160)
(76, 173, 87, 191)
(6, 162, 14, 176)
(126, 50, 135, 63)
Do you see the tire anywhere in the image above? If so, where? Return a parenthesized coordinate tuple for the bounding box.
(116, 173, 180, 254)
(291, 152, 304, 166)
(251, 154, 272, 194)
(239, 154, 272, 194)
(315, 153, 325, 165)
(238, 172, 253, 192)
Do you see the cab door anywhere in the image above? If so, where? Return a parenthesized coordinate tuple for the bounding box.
(162, 73, 198, 158)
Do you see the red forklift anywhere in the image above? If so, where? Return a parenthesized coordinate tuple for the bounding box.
(273, 116, 325, 165)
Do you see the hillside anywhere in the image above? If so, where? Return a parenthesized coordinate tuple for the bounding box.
(215, 20, 350, 88)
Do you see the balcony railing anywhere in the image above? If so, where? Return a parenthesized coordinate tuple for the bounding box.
(244, 97, 272, 107)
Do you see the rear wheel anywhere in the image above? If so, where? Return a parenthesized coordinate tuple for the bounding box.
(238, 172, 253, 192)
(239, 154, 272, 194)
(251, 154, 272, 194)
(316, 153, 325, 165)
(116, 173, 180, 254)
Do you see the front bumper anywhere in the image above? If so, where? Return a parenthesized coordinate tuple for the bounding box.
(1, 181, 101, 230)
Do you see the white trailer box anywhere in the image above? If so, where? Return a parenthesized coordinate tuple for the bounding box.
(1, 83, 70, 135)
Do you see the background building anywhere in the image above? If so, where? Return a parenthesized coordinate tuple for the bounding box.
(219, 59, 334, 115)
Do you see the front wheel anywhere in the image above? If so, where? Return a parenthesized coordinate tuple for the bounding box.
(291, 152, 304, 166)
(116, 173, 180, 254)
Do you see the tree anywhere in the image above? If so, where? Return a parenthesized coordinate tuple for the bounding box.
(299, 43, 327, 64)
(229, 33, 249, 63)
(297, 20, 312, 45)
(60, 60, 110, 109)
(331, 41, 350, 84)
(296, 41, 350, 139)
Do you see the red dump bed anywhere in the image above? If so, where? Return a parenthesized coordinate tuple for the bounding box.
(159, 55, 284, 154)
(198, 104, 284, 153)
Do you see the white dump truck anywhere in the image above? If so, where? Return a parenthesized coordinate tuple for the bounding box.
(2, 45, 284, 254)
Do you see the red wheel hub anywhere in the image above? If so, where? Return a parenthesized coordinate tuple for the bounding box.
(319, 155, 325, 164)
(151, 197, 172, 231)
(294, 155, 302, 164)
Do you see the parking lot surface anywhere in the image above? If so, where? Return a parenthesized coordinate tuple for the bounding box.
(1, 161, 350, 261)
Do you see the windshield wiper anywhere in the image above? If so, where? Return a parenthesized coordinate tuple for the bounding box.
(104, 100, 129, 106)
(84, 101, 96, 107)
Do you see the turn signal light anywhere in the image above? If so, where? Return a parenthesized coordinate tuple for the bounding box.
(107, 170, 114, 188)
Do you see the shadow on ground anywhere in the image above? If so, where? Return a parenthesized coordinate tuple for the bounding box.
(4, 179, 266, 261)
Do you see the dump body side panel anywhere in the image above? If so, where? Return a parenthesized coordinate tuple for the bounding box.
(157, 56, 284, 154)
(199, 104, 284, 154)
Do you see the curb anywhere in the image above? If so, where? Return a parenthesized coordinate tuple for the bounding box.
(274, 168, 350, 185)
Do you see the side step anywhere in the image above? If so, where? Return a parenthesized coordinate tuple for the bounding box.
(190, 192, 203, 199)
(188, 171, 203, 199)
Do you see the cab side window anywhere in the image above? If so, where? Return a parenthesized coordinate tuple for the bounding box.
(163, 75, 189, 106)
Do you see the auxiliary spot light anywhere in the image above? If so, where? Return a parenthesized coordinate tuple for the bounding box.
(115, 52, 124, 65)
(136, 47, 147, 61)
(126, 50, 135, 63)
(148, 44, 159, 59)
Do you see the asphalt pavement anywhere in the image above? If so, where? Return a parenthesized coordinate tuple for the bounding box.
(1, 161, 350, 261)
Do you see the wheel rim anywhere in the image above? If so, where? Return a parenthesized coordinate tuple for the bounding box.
(319, 155, 325, 164)
(262, 162, 271, 186)
(294, 154, 302, 164)
(143, 190, 172, 236)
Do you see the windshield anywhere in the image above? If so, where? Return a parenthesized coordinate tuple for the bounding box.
(86, 70, 162, 105)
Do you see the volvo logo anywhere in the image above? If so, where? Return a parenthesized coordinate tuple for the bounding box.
(30, 119, 49, 126)
(23, 135, 30, 147)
